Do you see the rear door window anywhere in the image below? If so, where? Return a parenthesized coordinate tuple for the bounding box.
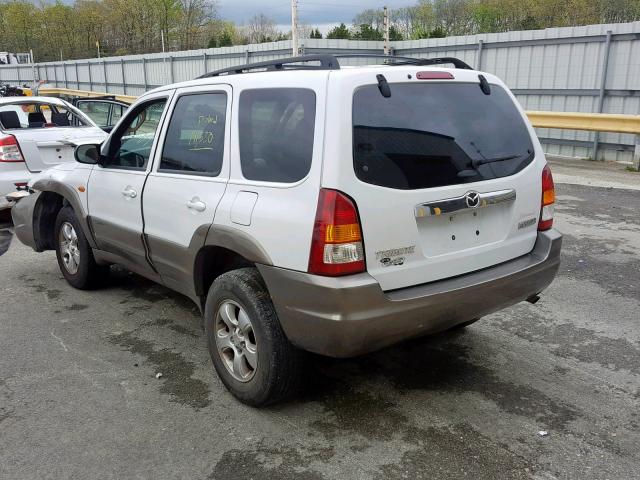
(159, 93, 227, 176)
(239, 88, 315, 183)
(352, 83, 534, 190)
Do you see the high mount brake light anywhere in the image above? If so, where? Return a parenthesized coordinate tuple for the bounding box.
(0, 134, 25, 163)
(416, 71, 455, 80)
(538, 164, 555, 231)
(308, 189, 366, 276)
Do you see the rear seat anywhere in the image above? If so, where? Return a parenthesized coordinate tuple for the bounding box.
(0, 111, 22, 129)
(28, 112, 46, 128)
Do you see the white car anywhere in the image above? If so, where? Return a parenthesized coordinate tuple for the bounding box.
(10, 55, 561, 406)
(0, 96, 107, 197)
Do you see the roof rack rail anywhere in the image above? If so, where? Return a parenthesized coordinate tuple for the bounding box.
(333, 54, 473, 70)
(199, 54, 340, 78)
(198, 54, 472, 78)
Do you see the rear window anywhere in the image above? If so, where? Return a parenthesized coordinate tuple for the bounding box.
(0, 102, 88, 129)
(352, 83, 534, 190)
(239, 88, 315, 183)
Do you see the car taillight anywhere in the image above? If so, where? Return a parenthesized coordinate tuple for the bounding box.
(538, 164, 555, 231)
(0, 134, 25, 163)
(308, 189, 366, 276)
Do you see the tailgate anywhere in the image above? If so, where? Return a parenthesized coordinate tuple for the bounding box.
(328, 70, 544, 291)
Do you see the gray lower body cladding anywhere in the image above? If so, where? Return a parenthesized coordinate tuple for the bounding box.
(258, 229, 562, 358)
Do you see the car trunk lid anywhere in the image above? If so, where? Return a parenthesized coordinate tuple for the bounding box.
(11, 127, 106, 172)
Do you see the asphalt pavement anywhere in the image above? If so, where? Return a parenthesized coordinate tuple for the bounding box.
(1, 159, 639, 479)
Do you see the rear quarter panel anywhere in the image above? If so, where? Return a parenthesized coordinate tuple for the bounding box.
(212, 72, 329, 272)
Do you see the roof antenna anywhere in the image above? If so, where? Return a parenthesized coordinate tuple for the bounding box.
(478, 74, 491, 95)
(376, 74, 391, 98)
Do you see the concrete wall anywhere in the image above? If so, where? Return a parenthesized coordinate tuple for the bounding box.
(2, 21, 639, 163)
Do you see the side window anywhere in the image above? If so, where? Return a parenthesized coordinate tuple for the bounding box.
(111, 104, 125, 124)
(159, 93, 227, 176)
(239, 88, 315, 183)
(77, 101, 110, 126)
(105, 99, 166, 170)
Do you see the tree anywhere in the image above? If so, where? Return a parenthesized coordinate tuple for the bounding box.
(389, 26, 403, 40)
(353, 8, 384, 30)
(219, 30, 233, 46)
(178, 0, 217, 50)
(244, 13, 279, 43)
(352, 24, 383, 40)
(326, 23, 351, 39)
(310, 28, 322, 39)
(2, 1, 40, 52)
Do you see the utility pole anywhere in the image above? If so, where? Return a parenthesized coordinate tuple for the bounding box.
(291, 0, 299, 56)
(383, 6, 390, 55)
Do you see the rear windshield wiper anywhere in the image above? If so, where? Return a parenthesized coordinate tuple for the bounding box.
(457, 153, 528, 178)
(471, 154, 519, 168)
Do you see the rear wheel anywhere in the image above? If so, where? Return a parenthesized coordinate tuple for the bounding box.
(54, 206, 107, 289)
(204, 267, 304, 406)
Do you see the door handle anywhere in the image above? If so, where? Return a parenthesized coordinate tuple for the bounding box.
(121, 187, 137, 198)
(187, 197, 206, 212)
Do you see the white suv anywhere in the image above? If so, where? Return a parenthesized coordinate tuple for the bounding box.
(10, 55, 561, 406)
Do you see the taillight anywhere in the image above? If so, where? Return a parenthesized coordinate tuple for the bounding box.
(0, 134, 25, 163)
(538, 164, 555, 231)
(308, 189, 366, 276)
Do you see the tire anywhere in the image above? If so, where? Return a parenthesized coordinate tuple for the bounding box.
(54, 205, 108, 289)
(204, 267, 305, 407)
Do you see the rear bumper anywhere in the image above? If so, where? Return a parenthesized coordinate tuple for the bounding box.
(0, 170, 29, 199)
(258, 229, 562, 358)
(10, 191, 39, 250)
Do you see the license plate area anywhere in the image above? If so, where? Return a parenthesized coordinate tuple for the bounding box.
(416, 204, 511, 257)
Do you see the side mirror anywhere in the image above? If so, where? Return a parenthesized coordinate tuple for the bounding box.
(74, 144, 101, 165)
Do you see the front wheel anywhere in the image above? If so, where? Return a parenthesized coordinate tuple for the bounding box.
(54, 206, 107, 289)
(204, 268, 305, 406)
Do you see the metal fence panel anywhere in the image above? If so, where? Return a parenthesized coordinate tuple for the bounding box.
(1, 21, 639, 162)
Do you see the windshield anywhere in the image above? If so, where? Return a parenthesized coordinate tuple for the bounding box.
(352, 82, 534, 190)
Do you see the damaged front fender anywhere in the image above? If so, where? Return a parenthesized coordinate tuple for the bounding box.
(10, 191, 41, 251)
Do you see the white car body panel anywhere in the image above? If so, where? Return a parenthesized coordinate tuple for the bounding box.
(210, 71, 329, 273)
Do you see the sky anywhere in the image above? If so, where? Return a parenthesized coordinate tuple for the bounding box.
(218, 0, 416, 33)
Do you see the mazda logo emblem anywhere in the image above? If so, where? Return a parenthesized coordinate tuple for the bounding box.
(465, 191, 480, 208)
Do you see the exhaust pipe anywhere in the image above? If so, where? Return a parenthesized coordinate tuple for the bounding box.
(526, 294, 541, 304)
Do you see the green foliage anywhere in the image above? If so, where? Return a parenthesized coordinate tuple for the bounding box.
(218, 31, 233, 47)
(429, 26, 447, 38)
(310, 28, 323, 39)
(353, 24, 383, 41)
(326, 23, 351, 40)
(353, 0, 640, 41)
(389, 26, 404, 41)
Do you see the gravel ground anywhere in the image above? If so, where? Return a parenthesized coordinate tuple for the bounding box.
(1, 160, 639, 480)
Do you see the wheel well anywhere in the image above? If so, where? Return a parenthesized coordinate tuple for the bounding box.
(33, 192, 66, 251)
(193, 246, 255, 300)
